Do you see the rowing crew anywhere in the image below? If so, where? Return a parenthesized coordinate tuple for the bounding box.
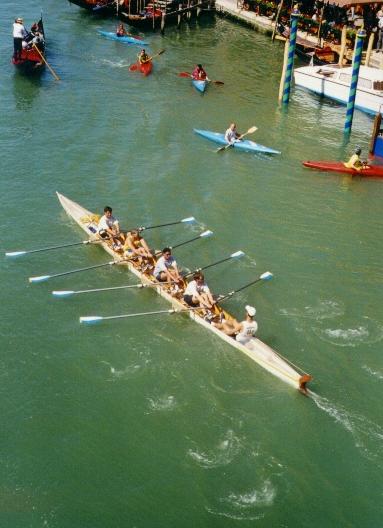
(96, 206, 259, 343)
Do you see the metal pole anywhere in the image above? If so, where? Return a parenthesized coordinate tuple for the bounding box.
(344, 29, 366, 134)
(281, 8, 300, 105)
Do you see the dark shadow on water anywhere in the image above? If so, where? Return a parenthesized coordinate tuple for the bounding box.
(12, 74, 42, 111)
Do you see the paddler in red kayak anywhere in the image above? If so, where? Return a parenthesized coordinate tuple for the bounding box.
(138, 49, 150, 64)
(343, 146, 369, 172)
(192, 64, 207, 80)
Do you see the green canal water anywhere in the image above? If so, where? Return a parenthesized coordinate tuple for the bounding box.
(1, 2, 382, 526)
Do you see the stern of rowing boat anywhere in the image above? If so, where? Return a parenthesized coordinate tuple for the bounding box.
(298, 374, 313, 395)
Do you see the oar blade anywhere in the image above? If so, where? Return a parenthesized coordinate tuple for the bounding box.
(260, 271, 273, 281)
(231, 250, 245, 259)
(200, 230, 213, 238)
(52, 290, 75, 298)
(247, 126, 258, 134)
(213, 81, 225, 85)
(5, 251, 27, 257)
(29, 275, 50, 283)
(181, 216, 195, 223)
(178, 72, 191, 78)
(80, 316, 103, 324)
(129, 63, 138, 71)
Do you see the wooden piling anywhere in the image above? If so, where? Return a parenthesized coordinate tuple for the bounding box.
(365, 32, 374, 66)
(177, 3, 182, 27)
(338, 25, 347, 67)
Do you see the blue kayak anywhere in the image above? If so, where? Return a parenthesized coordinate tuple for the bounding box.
(97, 30, 147, 46)
(193, 129, 281, 155)
(192, 79, 208, 93)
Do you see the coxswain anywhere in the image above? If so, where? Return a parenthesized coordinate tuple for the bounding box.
(343, 146, 369, 172)
(116, 23, 126, 37)
(183, 272, 215, 310)
(123, 229, 152, 267)
(224, 123, 241, 145)
(153, 247, 182, 284)
(213, 305, 258, 344)
(97, 206, 125, 248)
(192, 64, 207, 80)
(138, 49, 150, 64)
(13, 17, 27, 61)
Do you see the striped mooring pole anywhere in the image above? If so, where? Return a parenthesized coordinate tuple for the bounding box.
(344, 29, 366, 134)
(281, 8, 300, 105)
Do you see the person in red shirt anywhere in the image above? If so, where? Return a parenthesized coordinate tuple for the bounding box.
(192, 64, 207, 80)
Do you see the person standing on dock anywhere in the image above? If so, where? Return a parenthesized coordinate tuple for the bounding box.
(213, 305, 258, 344)
(224, 123, 241, 144)
(192, 64, 207, 80)
(13, 17, 27, 61)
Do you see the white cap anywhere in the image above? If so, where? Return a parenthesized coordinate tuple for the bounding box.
(245, 305, 256, 317)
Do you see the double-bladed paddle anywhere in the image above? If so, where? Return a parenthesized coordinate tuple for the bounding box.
(216, 125, 258, 153)
(178, 72, 224, 85)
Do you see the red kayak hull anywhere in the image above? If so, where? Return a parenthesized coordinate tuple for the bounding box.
(303, 161, 383, 179)
(139, 60, 152, 76)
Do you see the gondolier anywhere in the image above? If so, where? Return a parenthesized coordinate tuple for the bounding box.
(213, 305, 258, 344)
(13, 17, 27, 61)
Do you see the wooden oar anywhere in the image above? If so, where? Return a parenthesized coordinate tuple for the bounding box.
(178, 72, 224, 85)
(32, 43, 60, 81)
(216, 125, 258, 153)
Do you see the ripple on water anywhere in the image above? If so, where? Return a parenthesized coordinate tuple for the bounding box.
(146, 395, 177, 412)
(206, 480, 276, 521)
(188, 429, 241, 468)
(311, 316, 383, 348)
(362, 365, 383, 381)
(279, 299, 345, 320)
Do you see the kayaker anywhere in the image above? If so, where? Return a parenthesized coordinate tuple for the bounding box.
(343, 146, 369, 171)
(183, 272, 216, 310)
(13, 17, 27, 61)
(97, 206, 125, 248)
(213, 305, 258, 344)
(138, 49, 150, 64)
(153, 247, 182, 283)
(116, 23, 126, 37)
(192, 64, 207, 80)
(224, 123, 241, 144)
(123, 229, 152, 268)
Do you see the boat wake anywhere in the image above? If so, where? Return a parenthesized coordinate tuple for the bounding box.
(312, 316, 383, 347)
(187, 429, 242, 468)
(101, 359, 149, 380)
(279, 299, 345, 320)
(310, 391, 383, 463)
(205, 480, 276, 521)
(362, 365, 383, 381)
(97, 58, 131, 69)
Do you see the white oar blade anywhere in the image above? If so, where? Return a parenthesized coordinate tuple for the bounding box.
(80, 316, 103, 324)
(181, 216, 195, 223)
(5, 251, 27, 257)
(200, 230, 213, 238)
(231, 250, 245, 259)
(52, 290, 75, 298)
(29, 275, 50, 283)
(260, 271, 273, 281)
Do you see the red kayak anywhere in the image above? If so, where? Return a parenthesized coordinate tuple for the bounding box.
(303, 161, 383, 179)
(129, 60, 152, 76)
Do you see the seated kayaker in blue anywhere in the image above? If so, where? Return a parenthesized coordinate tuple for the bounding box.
(192, 64, 207, 80)
(343, 146, 369, 172)
(138, 49, 150, 64)
(224, 123, 241, 144)
(116, 23, 126, 37)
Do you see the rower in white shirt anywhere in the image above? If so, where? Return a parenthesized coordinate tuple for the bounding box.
(213, 305, 258, 344)
(97, 206, 125, 247)
(153, 247, 182, 283)
(224, 123, 241, 144)
(183, 272, 216, 310)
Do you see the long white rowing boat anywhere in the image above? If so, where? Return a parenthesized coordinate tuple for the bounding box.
(57, 192, 312, 393)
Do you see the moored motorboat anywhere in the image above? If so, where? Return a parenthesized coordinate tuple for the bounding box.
(192, 78, 208, 93)
(303, 160, 383, 178)
(12, 18, 45, 75)
(97, 29, 147, 45)
(294, 65, 383, 115)
(55, 192, 311, 393)
(194, 129, 281, 155)
(68, 0, 123, 15)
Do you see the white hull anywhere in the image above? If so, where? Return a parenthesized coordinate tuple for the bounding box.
(56, 192, 312, 393)
(294, 65, 383, 115)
